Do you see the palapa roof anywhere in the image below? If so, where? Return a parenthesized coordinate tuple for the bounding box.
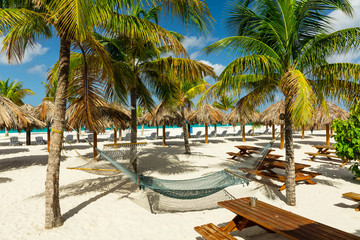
(259, 100, 285, 125)
(0, 96, 46, 131)
(66, 101, 131, 133)
(227, 106, 260, 125)
(33, 101, 56, 125)
(314, 102, 349, 126)
(143, 103, 182, 126)
(187, 103, 226, 125)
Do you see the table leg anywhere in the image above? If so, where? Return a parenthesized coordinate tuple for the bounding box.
(220, 215, 251, 232)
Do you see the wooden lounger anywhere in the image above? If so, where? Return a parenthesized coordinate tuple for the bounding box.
(194, 223, 237, 240)
(343, 192, 360, 211)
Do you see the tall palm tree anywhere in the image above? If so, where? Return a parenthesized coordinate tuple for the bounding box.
(213, 94, 236, 129)
(0, 77, 35, 135)
(205, 0, 360, 206)
(0, 0, 213, 229)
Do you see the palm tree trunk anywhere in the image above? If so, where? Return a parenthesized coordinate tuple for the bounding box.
(130, 87, 137, 173)
(141, 124, 144, 135)
(77, 127, 80, 143)
(45, 35, 70, 229)
(181, 105, 191, 154)
(47, 126, 51, 152)
(285, 98, 296, 206)
(5, 127, 9, 136)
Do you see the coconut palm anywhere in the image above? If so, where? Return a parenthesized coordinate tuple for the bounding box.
(205, 0, 360, 206)
(0, 0, 213, 229)
(213, 93, 236, 130)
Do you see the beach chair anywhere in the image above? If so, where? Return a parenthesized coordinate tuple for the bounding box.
(9, 136, 22, 146)
(208, 130, 216, 138)
(65, 135, 76, 143)
(165, 131, 170, 138)
(228, 129, 242, 136)
(342, 192, 360, 211)
(257, 128, 269, 135)
(122, 133, 131, 141)
(191, 131, 202, 138)
(145, 132, 157, 140)
(217, 130, 227, 137)
(35, 136, 46, 145)
(246, 129, 253, 135)
(107, 133, 114, 141)
(175, 132, 184, 139)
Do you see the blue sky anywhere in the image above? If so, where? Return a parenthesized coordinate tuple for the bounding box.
(0, 0, 359, 110)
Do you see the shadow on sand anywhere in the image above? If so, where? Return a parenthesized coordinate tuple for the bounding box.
(0, 148, 30, 155)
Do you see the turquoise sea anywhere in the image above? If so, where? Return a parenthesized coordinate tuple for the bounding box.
(0, 124, 245, 133)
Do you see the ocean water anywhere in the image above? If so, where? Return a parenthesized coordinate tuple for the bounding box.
(0, 124, 246, 133)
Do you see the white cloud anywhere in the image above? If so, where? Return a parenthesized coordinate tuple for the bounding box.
(199, 60, 226, 76)
(328, 0, 360, 31)
(27, 64, 47, 77)
(0, 37, 49, 65)
(190, 51, 201, 59)
(181, 36, 217, 51)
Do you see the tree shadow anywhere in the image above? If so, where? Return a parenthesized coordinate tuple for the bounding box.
(308, 163, 356, 184)
(0, 177, 12, 183)
(334, 201, 359, 210)
(0, 148, 30, 155)
(63, 145, 92, 151)
(0, 155, 49, 172)
(225, 137, 259, 142)
(293, 140, 327, 146)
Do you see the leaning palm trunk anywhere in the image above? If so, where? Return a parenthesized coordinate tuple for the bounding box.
(141, 124, 144, 135)
(5, 127, 9, 136)
(45, 36, 70, 229)
(181, 105, 191, 154)
(130, 88, 137, 173)
(285, 98, 296, 206)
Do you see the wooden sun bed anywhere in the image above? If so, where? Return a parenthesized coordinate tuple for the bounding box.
(342, 192, 360, 211)
(194, 197, 360, 240)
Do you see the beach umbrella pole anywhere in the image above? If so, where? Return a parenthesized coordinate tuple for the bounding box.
(302, 125, 305, 139)
(26, 130, 31, 145)
(280, 124, 284, 149)
(93, 132, 98, 160)
(266, 125, 268, 134)
(47, 126, 50, 152)
(326, 125, 330, 146)
(242, 125, 245, 142)
(162, 125, 166, 146)
(114, 129, 117, 148)
(252, 125, 255, 136)
(272, 124, 275, 140)
(205, 124, 208, 144)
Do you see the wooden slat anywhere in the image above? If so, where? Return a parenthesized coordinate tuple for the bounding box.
(194, 223, 237, 240)
(343, 192, 360, 201)
(218, 198, 360, 240)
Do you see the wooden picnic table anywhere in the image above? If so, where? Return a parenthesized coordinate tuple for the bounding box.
(215, 197, 360, 240)
(227, 145, 280, 160)
(240, 158, 320, 191)
(305, 145, 346, 166)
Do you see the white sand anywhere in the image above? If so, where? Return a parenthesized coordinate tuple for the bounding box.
(0, 126, 359, 239)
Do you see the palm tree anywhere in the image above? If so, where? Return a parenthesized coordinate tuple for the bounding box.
(178, 79, 208, 154)
(0, 77, 35, 135)
(213, 94, 236, 130)
(0, 0, 213, 229)
(205, 0, 360, 206)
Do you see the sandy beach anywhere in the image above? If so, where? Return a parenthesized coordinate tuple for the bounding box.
(0, 125, 359, 239)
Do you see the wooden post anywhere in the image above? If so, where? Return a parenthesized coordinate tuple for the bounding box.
(26, 130, 31, 145)
(266, 124, 268, 134)
(252, 125, 255, 136)
(93, 132, 98, 160)
(47, 126, 50, 152)
(326, 125, 330, 146)
(119, 129, 122, 141)
(114, 129, 117, 148)
(302, 125, 305, 139)
(76, 127, 80, 143)
(272, 124, 275, 140)
(162, 125, 166, 146)
(242, 125, 246, 142)
(156, 125, 159, 138)
(205, 124, 208, 144)
(280, 124, 284, 149)
(214, 124, 217, 137)
(188, 123, 191, 138)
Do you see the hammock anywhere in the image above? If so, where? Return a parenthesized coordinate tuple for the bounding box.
(94, 141, 273, 200)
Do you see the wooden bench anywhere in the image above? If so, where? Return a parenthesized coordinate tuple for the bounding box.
(342, 192, 360, 211)
(194, 223, 237, 240)
(215, 198, 360, 240)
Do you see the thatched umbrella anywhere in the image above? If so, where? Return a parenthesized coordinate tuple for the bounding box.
(259, 100, 285, 149)
(0, 96, 46, 140)
(227, 106, 260, 142)
(143, 103, 182, 146)
(313, 102, 349, 146)
(187, 103, 226, 144)
(109, 102, 131, 144)
(20, 104, 35, 145)
(66, 101, 130, 158)
(33, 101, 56, 152)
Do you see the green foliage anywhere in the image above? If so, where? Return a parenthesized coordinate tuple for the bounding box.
(0, 77, 34, 105)
(332, 102, 360, 177)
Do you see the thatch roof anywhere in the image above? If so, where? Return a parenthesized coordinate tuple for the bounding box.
(314, 102, 349, 126)
(143, 103, 182, 126)
(0, 96, 46, 131)
(187, 103, 226, 125)
(33, 101, 56, 125)
(66, 101, 131, 133)
(227, 106, 259, 125)
(259, 100, 285, 125)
